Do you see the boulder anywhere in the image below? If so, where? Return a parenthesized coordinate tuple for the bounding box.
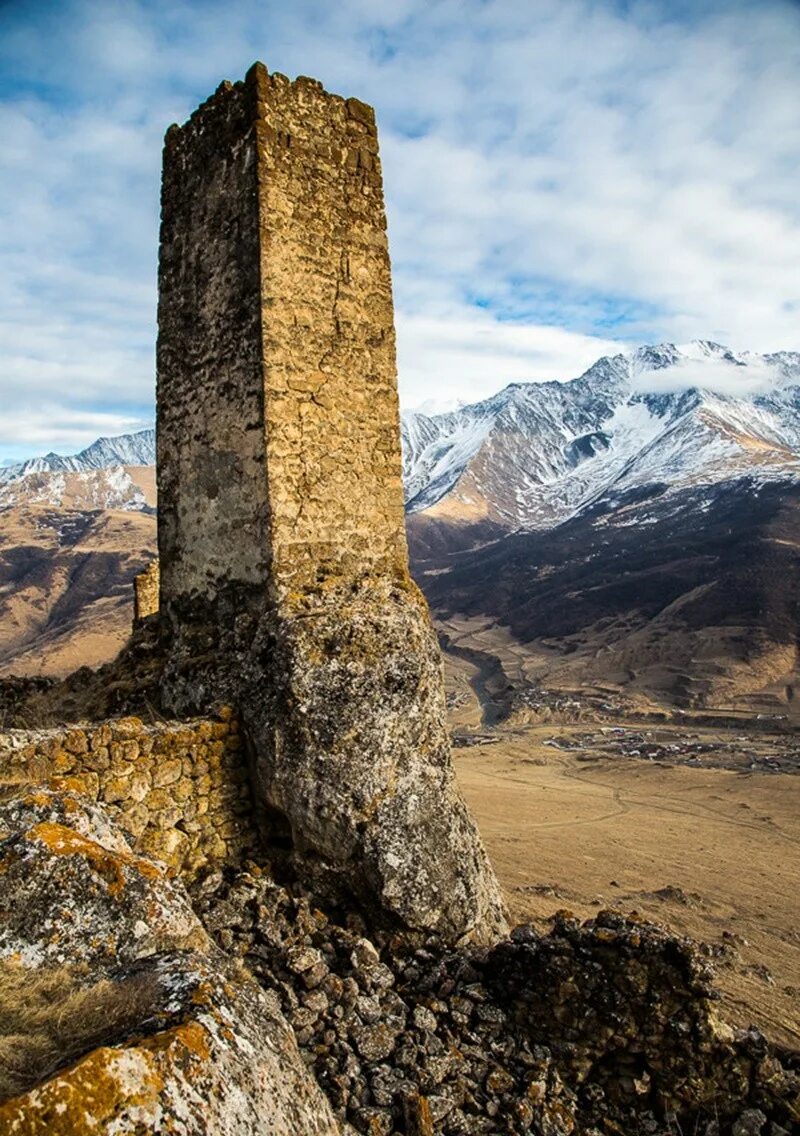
(0, 789, 342, 1134)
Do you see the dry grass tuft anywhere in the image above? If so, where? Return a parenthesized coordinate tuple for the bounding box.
(0, 959, 159, 1102)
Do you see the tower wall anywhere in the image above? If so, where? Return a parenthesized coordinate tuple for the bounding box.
(155, 64, 506, 944)
(253, 67, 408, 594)
(157, 78, 270, 604)
(157, 64, 407, 609)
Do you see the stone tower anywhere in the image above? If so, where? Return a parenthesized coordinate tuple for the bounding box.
(156, 63, 506, 943)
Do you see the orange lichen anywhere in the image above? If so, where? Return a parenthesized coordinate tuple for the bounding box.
(45, 779, 94, 803)
(25, 822, 161, 896)
(140, 1020, 211, 1065)
(189, 981, 217, 1010)
(0, 1014, 217, 1134)
(0, 1043, 163, 1134)
(20, 792, 52, 809)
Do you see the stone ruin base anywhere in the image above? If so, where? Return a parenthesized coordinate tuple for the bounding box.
(194, 866, 800, 1136)
(0, 769, 797, 1134)
(0, 698, 797, 1135)
(154, 576, 508, 944)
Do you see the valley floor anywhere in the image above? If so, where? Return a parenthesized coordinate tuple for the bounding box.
(455, 725, 800, 1051)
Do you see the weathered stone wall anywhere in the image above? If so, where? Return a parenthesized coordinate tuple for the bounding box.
(133, 560, 159, 623)
(157, 77, 270, 604)
(0, 712, 258, 878)
(253, 66, 407, 596)
(157, 62, 406, 609)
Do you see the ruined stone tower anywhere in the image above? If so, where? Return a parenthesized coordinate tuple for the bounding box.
(156, 63, 506, 943)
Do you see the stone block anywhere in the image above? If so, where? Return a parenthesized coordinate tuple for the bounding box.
(102, 777, 134, 804)
(127, 772, 151, 803)
(62, 729, 89, 756)
(112, 716, 145, 739)
(118, 801, 150, 838)
(110, 739, 139, 763)
(145, 788, 176, 812)
(90, 724, 113, 749)
(51, 748, 76, 774)
(153, 759, 183, 787)
(138, 827, 191, 873)
(82, 745, 110, 772)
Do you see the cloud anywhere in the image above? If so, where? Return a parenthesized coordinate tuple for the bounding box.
(397, 303, 619, 406)
(0, 0, 798, 456)
(629, 354, 781, 399)
(0, 406, 151, 462)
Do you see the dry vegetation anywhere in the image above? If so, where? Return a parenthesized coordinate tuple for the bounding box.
(0, 960, 159, 1102)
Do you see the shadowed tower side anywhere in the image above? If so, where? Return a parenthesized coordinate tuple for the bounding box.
(156, 63, 506, 944)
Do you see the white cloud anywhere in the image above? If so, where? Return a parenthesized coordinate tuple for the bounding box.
(397, 304, 619, 405)
(0, 406, 150, 455)
(0, 0, 798, 457)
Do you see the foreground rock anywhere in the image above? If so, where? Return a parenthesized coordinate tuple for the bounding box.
(193, 866, 800, 1136)
(246, 577, 508, 944)
(0, 789, 341, 1134)
(0, 785, 797, 1134)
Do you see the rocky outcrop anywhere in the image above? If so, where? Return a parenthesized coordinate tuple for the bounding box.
(249, 577, 507, 943)
(0, 781, 797, 1134)
(0, 789, 341, 1134)
(194, 866, 800, 1136)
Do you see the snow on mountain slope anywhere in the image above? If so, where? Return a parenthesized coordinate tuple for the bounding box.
(0, 466, 156, 511)
(0, 429, 155, 486)
(0, 430, 156, 511)
(401, 342, 800, 529)
(5, 341, 800, 528)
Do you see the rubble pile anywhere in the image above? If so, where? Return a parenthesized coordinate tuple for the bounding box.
(192, 867, 800, 1136)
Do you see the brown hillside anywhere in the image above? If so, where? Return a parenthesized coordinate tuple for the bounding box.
(0, 506, 156, 678)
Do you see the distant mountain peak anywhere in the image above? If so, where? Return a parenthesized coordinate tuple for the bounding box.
(0, 427, 156, 511)
(5, 342, 800, 527)
(401, 342, 800, 527)
(0, 428, 156, 487)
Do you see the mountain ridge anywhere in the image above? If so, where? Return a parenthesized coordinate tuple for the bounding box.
(4, 343, 800, 529)
(401, 340, 800, 530)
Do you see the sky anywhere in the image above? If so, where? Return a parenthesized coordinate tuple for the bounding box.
(1, 0, 799, 462)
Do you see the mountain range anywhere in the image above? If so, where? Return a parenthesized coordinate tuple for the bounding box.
(402, 342, 800, 713)
(0, 430, 156, 512)
(3, 341, 800, 709)
(401, 341, 800, 530)
(0, 428, 156, 482)
(6, 343, 800, 528)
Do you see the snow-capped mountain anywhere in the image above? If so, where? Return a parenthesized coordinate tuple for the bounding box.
(5, 341, 800, 530)
(0, 428, 155, 486)
(401, 342, 800, 530)
(0, 429, 156, 511)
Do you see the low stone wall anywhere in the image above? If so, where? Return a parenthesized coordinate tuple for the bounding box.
(0, 711, 259, 878)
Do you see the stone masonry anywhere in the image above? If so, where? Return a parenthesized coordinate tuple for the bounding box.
(0, 712, 257, 878)
(155, 63, 506, 943)
(133, 560, 159, 623)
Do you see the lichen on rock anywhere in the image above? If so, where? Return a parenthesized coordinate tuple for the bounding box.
(0, 792, 341, 1134)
